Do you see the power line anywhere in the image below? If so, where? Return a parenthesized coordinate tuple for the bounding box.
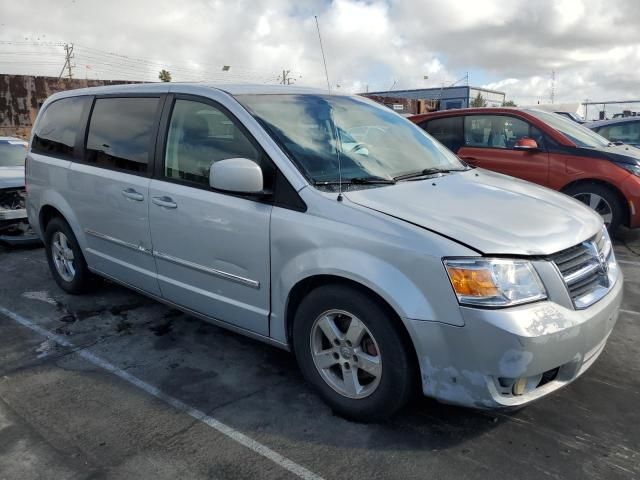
(0, 39, 300, 84)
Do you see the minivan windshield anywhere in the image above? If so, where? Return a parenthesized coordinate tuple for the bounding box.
(527, 109, 611, 148)
(0, 142, 27, 167)
(237, 94, 466, 187)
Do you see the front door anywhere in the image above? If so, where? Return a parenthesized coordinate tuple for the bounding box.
(148, 96, 272, 335)
(458, 114, 550, 186)
(68, 96, 163, 296)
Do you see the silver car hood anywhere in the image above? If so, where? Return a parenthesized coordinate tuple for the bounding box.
(0, 167, 25, 190)
(345, 169, 602, 255)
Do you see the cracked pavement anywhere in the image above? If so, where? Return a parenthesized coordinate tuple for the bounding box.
(0, 229, 640, 479)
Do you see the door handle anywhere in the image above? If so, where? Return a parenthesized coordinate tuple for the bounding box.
(459, 155, 477, 161)
(152, 196, 178, 209)
(121, 188, 144, 201)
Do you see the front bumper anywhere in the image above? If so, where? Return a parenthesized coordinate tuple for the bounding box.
(0, 209, 40, 246)
(406, 272, 623, 408)
(621, 174, 640, 228)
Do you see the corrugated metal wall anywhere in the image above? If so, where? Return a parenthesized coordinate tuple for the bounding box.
(0, 74, 139, 139)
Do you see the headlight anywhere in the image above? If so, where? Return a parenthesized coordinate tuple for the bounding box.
(618, 162, 640, 177)
(443, 258, 547, 307)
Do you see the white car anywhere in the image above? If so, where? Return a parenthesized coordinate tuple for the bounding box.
(0, 136, 39, 245)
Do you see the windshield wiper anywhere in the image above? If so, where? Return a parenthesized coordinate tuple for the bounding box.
(314, 176, 396, 186)
(393, 167, 467, 182)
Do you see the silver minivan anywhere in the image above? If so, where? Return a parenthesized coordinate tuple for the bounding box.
(26, 83, 623, 422)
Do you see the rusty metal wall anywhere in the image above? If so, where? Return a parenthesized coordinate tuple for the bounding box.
(362, 94, 438, 115)
(0, 74, 140, 139)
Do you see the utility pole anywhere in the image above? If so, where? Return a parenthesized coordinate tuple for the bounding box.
(550, 70, 556, 104)
(584, 98, 589, 120)
(280, 69, 292, 85)
(58, 43, 75, 80)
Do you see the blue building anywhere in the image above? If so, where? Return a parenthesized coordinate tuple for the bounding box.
(363, 86, 506, 111)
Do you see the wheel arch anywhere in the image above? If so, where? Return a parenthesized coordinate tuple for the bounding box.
(39, 204, 65, 233)
(561, 178, 630, 227)
(284, 274, 421, 381)
(37, 190, 87, 248)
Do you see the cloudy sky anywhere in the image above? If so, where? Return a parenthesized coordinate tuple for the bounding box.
(1, 0, 639, 109)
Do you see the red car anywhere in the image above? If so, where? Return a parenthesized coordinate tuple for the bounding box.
(410, 108, 640, 230)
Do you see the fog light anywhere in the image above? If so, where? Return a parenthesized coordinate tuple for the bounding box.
(512, 378, 527, 396)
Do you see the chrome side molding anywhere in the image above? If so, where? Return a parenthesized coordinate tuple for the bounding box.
(84, 229, 260, 289)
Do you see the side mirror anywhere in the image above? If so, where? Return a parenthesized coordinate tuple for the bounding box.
(209, 158, 263, 194)
(513, 137, 539, 151)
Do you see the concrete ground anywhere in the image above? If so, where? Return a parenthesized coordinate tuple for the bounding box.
(1, 230, 639, 480)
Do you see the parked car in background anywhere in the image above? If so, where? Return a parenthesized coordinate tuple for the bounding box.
(27, 84, 621, 421)
(0, 136, 39, 245)
(555, 111, 585, 124)
(587, 117, 640, 149)
(411, 108, 640, 230)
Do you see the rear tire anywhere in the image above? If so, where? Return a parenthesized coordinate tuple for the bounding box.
(564, 183, 624, 231)
(44, 217, 96, 294)
(293, 284, 416, 422)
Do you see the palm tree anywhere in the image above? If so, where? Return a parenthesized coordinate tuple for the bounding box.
(158, 69, 172, 82)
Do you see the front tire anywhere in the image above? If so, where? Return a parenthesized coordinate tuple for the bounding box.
(293, 284, 416, 422)
(564, 183, 624, 231)
(44, 217, 95, 294)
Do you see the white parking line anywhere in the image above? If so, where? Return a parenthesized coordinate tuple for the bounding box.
(0, 305, 324, 480)
(620, 309, 640, 316)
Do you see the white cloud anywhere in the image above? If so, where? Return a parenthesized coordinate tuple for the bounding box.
(0, 0, 638, 110)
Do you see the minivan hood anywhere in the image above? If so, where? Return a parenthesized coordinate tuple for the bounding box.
(0, 166, 25, 189)
(345, 169, 601, 255)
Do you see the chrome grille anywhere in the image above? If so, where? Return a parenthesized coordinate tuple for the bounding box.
(550, 230, 614, 309)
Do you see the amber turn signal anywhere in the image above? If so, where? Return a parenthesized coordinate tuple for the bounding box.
(445, 266, 499, 297)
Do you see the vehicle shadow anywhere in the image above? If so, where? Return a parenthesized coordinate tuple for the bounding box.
(137, 299, 506, 452)
(613, 226, 640, 258)
(7, 251, 507, 455)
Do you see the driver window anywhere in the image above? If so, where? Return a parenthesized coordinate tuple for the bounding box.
(464, 115, 543, 150)
(164, 99, 260, 185)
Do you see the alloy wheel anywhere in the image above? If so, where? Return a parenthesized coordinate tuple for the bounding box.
(309, 309, 382, 399)
(573, 192, 613, 227)
(51, 231, 76, 282)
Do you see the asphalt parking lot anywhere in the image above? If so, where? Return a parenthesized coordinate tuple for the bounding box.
(1, 231, 639, 480)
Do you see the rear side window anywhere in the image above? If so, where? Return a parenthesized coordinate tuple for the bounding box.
(85, 97, 160, 174)
(422, 116, 464, 152)
(32, 96, 88, 158)
(464, 115, 543, 150)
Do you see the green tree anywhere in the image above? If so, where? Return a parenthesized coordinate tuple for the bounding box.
(471, 92, 487, 107)
(158, 69, 172, 82)
(503, 100, 517, 107)
(470, 92, 487, 107)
